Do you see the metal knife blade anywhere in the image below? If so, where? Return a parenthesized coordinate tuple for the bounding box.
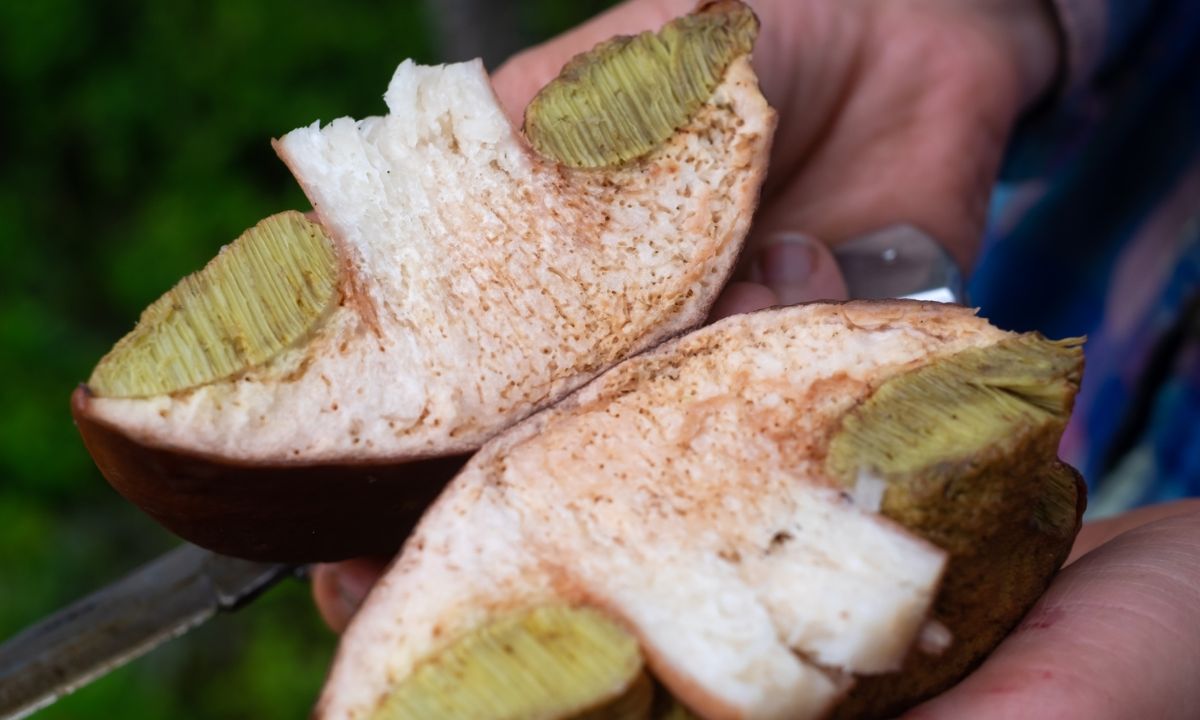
(0, 545, 294, 720)
(831, 224, 966, 304)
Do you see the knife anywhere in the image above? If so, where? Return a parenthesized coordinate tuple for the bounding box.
(0, 545, 296, 720)
(0, 224, 962, 720)
(831, 224, 966, 305)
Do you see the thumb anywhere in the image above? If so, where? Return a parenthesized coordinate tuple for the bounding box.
(311, 557, 389, 633)
(904, 511, 1200, 719)
(750, 232, 848, 305)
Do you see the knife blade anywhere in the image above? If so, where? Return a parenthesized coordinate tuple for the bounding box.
(0, 545, 294, 720)
(831, 224, 966, 304)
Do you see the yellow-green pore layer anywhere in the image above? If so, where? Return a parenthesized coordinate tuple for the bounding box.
(368, 334, 1083, 720)
(369, 605, 694, 720)
(87, 211, 338, 398)
(827, 333, 1085, 718)
(524, 0, 758, 168)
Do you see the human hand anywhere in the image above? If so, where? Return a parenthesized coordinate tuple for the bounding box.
(904, 500, 1200, 719)
(489, 0, 1061, 309)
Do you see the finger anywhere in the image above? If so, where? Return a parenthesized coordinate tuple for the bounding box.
(1068, 498, 1200, 565)
(750, 83, 1006, 271)
(707, 281, 779, 322)
(904, 511, 1200, 720)
(490, 0, 693, 123)
(749, 3, 1026, 270)
(750, 233, 848, 305)
(311, 557, 390, 633)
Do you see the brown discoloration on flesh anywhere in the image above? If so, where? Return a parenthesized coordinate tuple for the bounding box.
(273, 139, 383, 341)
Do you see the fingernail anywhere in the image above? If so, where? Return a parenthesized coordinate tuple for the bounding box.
(756, 232, 849, 305)
(758, 233, 819, 287)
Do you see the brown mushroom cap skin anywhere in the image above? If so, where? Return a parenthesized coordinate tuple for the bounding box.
(833, 455, 1085, 718)
(72, 386, 468, 561)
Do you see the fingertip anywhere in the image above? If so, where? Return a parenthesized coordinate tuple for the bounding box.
(491, 49, 555, 125)
(1068, 499, 1200, 565)
(708, 281, 779, 321)
(310, 563, 348, 633)
(755, 233, 848, 305)
(904, 511, 1200, 719)
(311, 557, 389, 633)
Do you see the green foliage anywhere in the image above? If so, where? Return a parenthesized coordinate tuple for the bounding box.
(0, 1, 615, 717)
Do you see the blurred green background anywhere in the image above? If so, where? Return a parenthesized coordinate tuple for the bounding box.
(0, 1, 616, 717)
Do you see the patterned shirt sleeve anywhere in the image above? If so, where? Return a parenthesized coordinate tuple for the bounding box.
(975, 0, 1200, 514)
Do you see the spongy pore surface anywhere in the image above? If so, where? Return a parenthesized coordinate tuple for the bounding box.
(318, 303, 1021, 720)
(85, 54, 772, 462)
(526, 0, 758, 168)
(87, 212, 338, 398)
